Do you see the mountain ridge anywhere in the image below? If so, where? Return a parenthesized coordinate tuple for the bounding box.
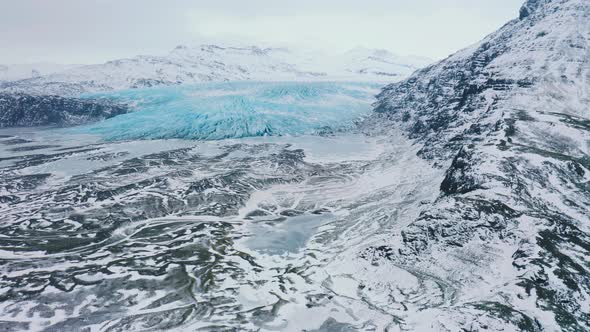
(0, 63, 82, 82)
(0, 45, 431, 96)
(364, 0, 590, 330)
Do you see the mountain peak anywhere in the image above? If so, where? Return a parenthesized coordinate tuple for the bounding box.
(519, 0, 550, 19)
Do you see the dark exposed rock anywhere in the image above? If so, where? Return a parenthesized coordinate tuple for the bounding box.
(520, 0, 550, 19)
(0, 92, 128, 128)
(439, 145, 483, 195)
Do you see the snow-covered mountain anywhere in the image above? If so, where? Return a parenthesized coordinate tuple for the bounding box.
(365, 0, 590, 330)
(0, 63, 81, 82)
(340, 47, 432, 78)
(272, 47, 433, 81)
(0, 45, 431, 96)
(3, 0, 589, 331)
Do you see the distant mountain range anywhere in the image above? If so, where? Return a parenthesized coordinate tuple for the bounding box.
(0, 46, 432, 96)
(0, 63, 82, 82)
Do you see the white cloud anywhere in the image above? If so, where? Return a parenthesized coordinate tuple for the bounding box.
(186, 7, 506, 59)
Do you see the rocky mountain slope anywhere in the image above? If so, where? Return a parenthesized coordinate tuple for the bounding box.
(0, 93, 127, 128)
(365, 0, 590, 330)
(0, 46, 430, 96)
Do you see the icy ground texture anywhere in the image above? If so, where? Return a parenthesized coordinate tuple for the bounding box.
(77, 82, 379, 141)
(0, 129, 444, 331)
(366, 0, 590, 330)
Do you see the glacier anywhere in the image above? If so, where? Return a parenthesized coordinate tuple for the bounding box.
(75, 81, 380, 141)
(2, 0, 589, 331)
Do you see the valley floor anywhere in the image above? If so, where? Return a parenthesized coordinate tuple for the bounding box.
(0, 128, 450, 331)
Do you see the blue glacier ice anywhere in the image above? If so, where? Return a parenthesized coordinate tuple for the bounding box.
(75, 81, 379, 141)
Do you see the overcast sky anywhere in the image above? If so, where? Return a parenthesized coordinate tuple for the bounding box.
(0, 0, 524, 64)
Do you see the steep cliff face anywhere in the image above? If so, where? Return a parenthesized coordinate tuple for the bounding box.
(367, 0, 590, 330)
(0, 93, 128, 128)
(520, 0, 551, 18)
